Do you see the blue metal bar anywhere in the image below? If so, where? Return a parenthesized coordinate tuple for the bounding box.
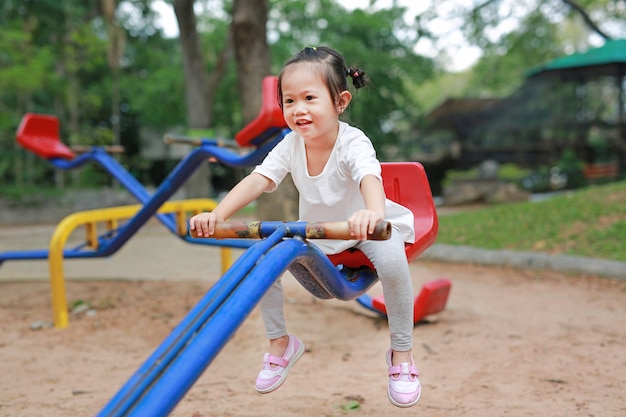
(179, 235, 255, 249)
(50, 149, 154, 205)
(96, 227, 288, 417)
(97, 230, 381, 417)
(0, 249, 102, 263)
(258, 221, 307, 237)
(288, 244, 380, 301)
(355, 294, 381, 315)
(48, 153, 97, 170)
(79, 132, 288, 254)
(123, 238, 309, 417)
(0, 238, 254, 265)
(194, 131, 288, 169)
(0, 249, 50, 263)
(0, 131, 289, 265)
(94, 148, 223, 255)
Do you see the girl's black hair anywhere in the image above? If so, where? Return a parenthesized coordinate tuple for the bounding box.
(277, 46, 369, 108)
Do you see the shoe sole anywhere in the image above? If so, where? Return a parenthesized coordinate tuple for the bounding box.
(387, 386, 421, 408)
(255, 340, 305, 394)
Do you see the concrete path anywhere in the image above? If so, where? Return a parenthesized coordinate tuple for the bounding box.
(422, 243, 626, 280)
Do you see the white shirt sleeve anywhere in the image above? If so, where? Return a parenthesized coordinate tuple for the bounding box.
(251, 131, 296, 192)
(340, 126, 382, 186)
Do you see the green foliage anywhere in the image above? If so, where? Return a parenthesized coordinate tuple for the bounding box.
(0, 184, 64, 202)
(268, 0, 435, 158)
(0, 30, 55, 95)
(437, 180, 626, 262)
(3, 0, 437, 191)
(121, 35, 186, 129)
(412, 71, 473, 113)
(557, 149, 586, 188)
(465, 10, 563, 96)
(2, 0, 619, 199)
(71, 165, 114, 188)
(421, 0, 626, 98)
(442, 163, 532, 188)
(0, 0, 181, 190)
(442, 152, 587, 192)
(497, 163, 533, 183)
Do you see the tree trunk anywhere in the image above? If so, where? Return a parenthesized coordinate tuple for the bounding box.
(232, 0, 298, 220)
(232, 0, 271, 122)
(174, 0, 213, 198)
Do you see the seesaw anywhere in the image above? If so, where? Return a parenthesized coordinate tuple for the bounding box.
(97, 219, 450, 417)
(187, 161, 452, 323)
(2, 77, 290, 328)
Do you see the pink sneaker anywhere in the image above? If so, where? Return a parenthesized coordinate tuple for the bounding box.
(386, 349, 421, 408)
(255, 334, 305, 394)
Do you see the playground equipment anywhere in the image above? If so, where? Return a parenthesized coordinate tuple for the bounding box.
(7, 199, 220, 329)
(186, 163, 449, 320)
(326, 161, 449, 321)
(1, 77, 291, 328)
(96, 193, 450, 416)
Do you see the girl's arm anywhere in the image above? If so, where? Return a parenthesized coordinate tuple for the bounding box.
(348, 174, 386, 240)
(189, 172, 273, 237)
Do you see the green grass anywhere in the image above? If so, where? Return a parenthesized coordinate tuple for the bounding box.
(436, 180, 626, 263)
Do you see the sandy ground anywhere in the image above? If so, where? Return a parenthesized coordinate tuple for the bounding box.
(0, 222, 625, 417)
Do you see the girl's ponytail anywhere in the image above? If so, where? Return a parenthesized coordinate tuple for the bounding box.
(346, 66, 368, 89)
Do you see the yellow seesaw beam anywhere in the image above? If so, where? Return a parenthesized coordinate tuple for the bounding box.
(48, 198, 230, 329)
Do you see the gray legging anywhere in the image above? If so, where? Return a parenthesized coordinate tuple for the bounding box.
(259, 228, 414, 352)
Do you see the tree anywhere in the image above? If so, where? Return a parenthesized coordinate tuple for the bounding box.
(0, 1, 108, 188)
(173, 0, 237, 197)
(0, 0, 439, 200)
(102, 0, 126, 146)
(419, 0, 626, 95)
(174, 0, 213, 130)
(232, 0, 271, 122)
(0, 29, 55, 187)
(231, 0, 299, 220)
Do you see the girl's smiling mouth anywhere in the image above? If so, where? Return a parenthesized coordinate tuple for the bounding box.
(295, 119, 312, 127)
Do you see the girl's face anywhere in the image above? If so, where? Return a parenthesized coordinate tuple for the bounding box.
(280, 63, 351, 145)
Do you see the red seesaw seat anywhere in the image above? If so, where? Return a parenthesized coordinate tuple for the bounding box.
(327, 162, 451, 323)
(235, 76, 288, 147)
(16, 113, 76, 160)
(328, 162, 438, 267)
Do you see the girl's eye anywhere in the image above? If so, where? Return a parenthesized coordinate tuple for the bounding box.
(284, 98, 293, 104)
(305, 95, 314, 101)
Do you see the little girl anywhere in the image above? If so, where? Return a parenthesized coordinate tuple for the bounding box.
(189, 46, 421, 408)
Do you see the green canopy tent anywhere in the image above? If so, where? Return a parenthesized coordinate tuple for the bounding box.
(527, 39, 626, 172)
(528, 39, 626, 77)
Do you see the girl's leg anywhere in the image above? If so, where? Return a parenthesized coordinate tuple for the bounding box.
(358, 229, 421, 407)
(259, 278, 287, 340)
(356, 230, 414, 355)
(258, 278, 290, 356)
(256, 277, 305, 394)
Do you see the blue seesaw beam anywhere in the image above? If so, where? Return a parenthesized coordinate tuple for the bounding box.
(0, 132, 288, 267)
(96, 223, 379, 417)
